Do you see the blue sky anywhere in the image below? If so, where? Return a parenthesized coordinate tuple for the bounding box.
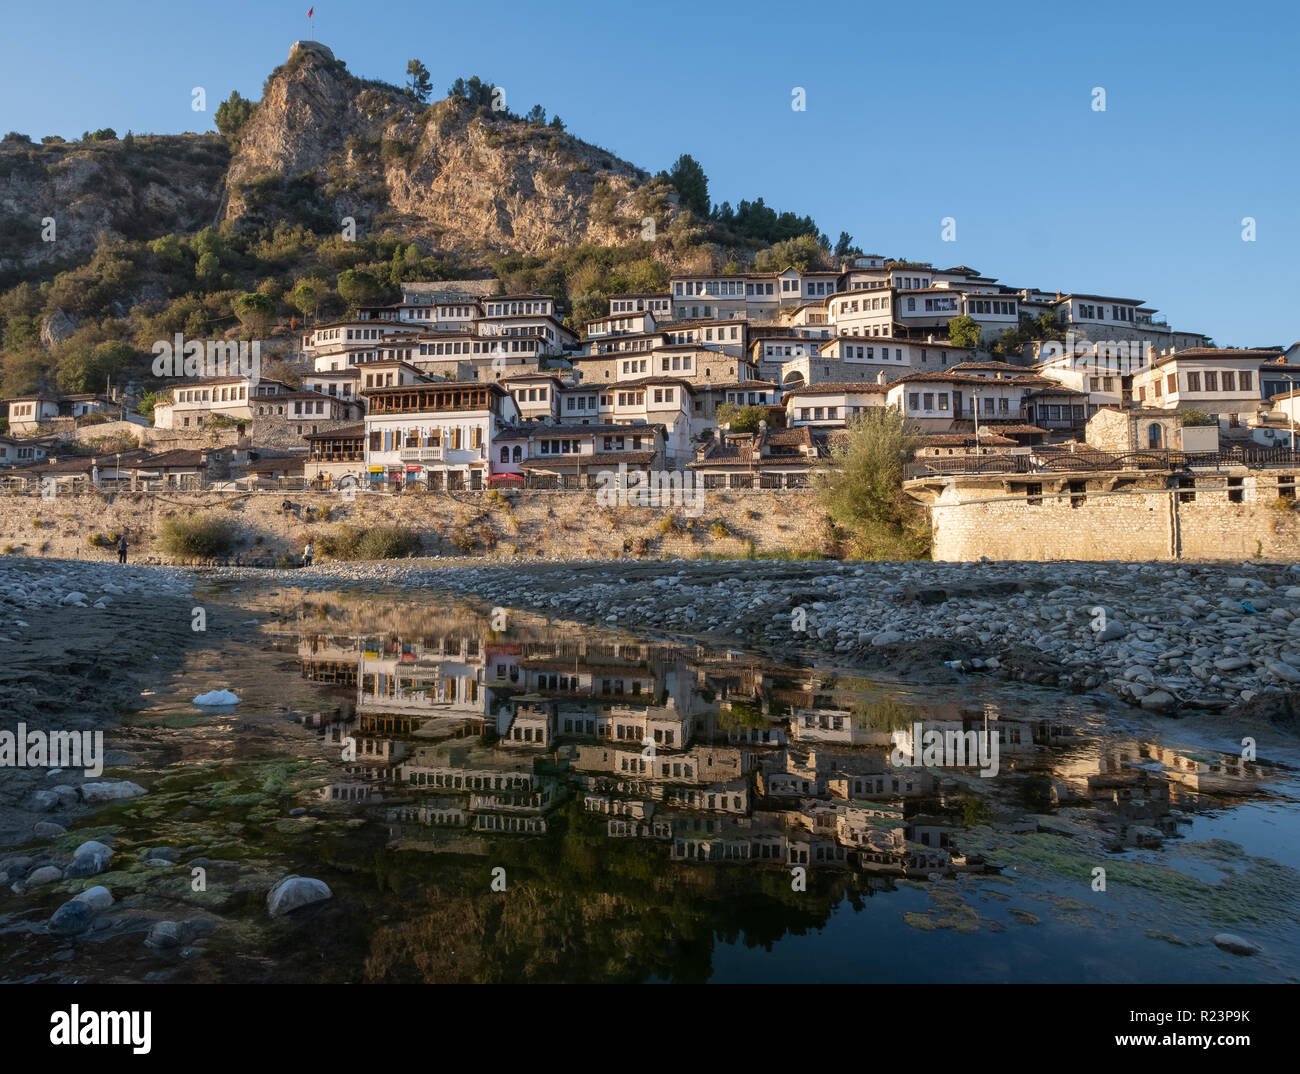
(2, 0, 1297, 345)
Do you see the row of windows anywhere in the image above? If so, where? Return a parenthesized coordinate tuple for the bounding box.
(667, 326, 741, 344)
(905, 296, 958, 313)
(595, 338, 654, 354)
(186, 385, 262, 403)
(837, 296, 890, 314)
(1076, 303, 1134, 322)
(1032, 404, 1087, 422)
(416, 339, 539, 356)
(675, 280, 776, 297)
(842, 345, 905, 361)
(1139, 369, 1254, 400)
(611, 298, 669, 313)
(368, 427, 482, 451)
(906, 393, 1013, 414)
(969, 299, 1016, 316)
(1183, 370, 1253, 392)
(484, 301, 551, 316)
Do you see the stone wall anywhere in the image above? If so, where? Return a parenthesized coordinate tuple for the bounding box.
(0, 488, 828, 565)
(923, 470, 1300, 561)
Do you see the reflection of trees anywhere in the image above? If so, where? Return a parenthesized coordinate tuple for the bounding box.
(851, 698, 919, 732)
(719, 698, 766, 731)
(360, 802, 851, 983)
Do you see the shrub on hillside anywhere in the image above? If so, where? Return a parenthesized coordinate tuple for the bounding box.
(317, 524, 421, 559)
(159, 514, 235, 558)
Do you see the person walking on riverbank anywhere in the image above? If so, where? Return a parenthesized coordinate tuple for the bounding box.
(117, 531, 127, 564)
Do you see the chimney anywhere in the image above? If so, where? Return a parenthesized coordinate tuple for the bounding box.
(876, 370, 887, 385)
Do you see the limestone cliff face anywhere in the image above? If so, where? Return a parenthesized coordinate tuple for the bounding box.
(223, 42, 672, 253)
(0, 135, 228, 283)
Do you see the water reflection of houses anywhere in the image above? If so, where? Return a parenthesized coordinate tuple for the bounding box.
(292, 619, 1251, 879)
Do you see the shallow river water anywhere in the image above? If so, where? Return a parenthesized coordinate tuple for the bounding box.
(6, 581, 1299, 983)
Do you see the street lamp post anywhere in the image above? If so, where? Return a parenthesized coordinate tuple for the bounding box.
(1284, 374, 1296, 460)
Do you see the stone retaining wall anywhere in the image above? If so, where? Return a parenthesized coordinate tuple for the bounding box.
(0, 488, 828, 564)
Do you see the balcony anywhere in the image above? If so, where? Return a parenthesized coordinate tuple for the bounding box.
(399, 445, 444, 463)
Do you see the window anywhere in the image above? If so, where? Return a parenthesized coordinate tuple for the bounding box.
(1227, 477, 1244, 504)
(1025, 482, 1043, 506)
(1186, 371, 1201, 392)
(1068, 481, 1087, 508)
(1205, 371, 1219, 392)
(1240, 371, 1253, 391)
(1221, 371, 1236, 391)
(1166, 373, 1177, 394)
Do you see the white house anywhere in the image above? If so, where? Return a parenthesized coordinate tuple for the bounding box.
(362, 381, 520, 491)
(784, 382, 889, 429)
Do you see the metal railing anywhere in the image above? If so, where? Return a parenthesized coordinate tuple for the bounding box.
(905, 447, 1298, 480)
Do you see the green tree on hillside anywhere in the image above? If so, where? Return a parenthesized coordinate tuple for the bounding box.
(336, 269, 386, 309)
(215, 92, 257, 140)
(56, 339, 133, 394)
(667, 154, 710, 217)
(233, 292, 275, 335)
(406, 60, 432, 103)
(716, 403, 773, 434)
(291, 281, 322, 322)
(947, 314, 982, 351)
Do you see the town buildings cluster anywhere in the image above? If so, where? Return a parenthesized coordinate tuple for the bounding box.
(4, 255, 1298, 491)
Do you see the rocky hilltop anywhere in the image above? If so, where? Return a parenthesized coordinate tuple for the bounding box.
(0, 40, 675, 285)
(223, 41, 670, 253)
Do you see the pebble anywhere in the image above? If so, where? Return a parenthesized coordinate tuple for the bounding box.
(1211, 933, 1261, 956)
(48, 900, 94, 936)
(266, 875, 332, 917)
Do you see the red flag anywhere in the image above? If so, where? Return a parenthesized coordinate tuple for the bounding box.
(307, 7, 314, 17)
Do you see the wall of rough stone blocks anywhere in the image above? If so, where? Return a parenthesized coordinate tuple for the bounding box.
(928, 478, 1300, 561)
(0, 488, 828, 565)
